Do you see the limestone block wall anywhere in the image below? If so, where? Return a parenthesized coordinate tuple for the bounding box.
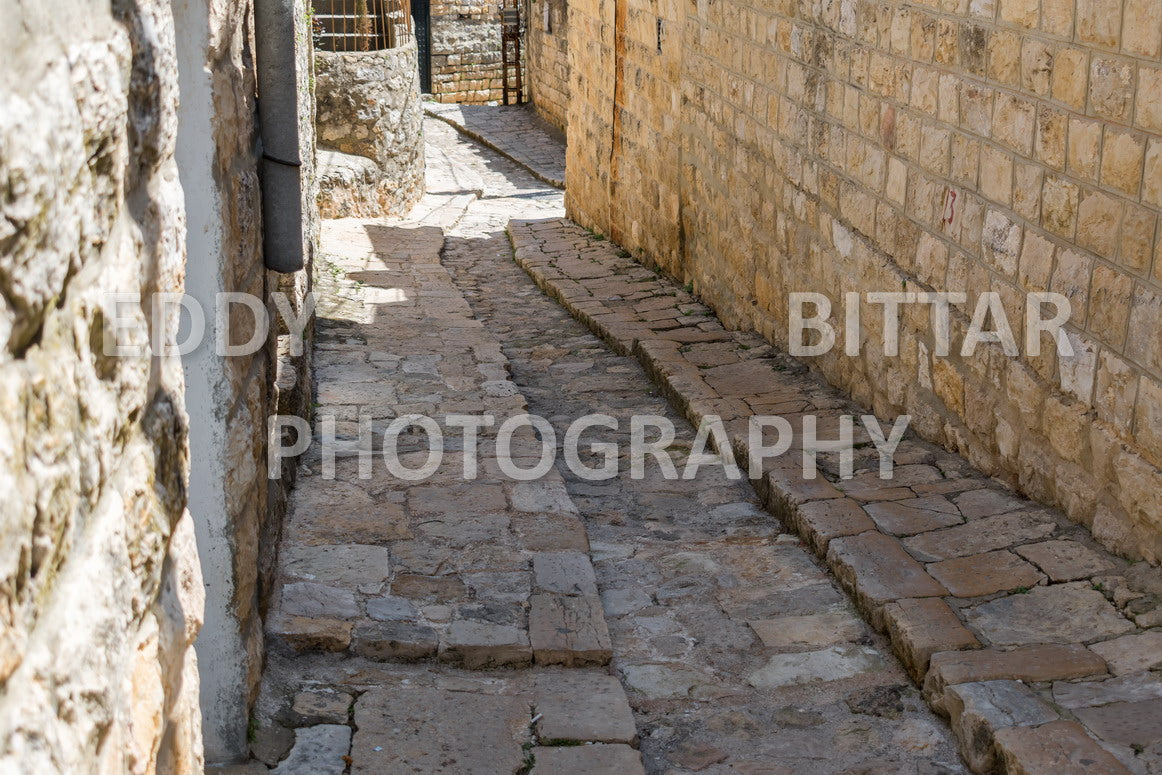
(0, 2, 203, 772)
(431, 0, 507, 102)
(526, 0, 571, 130)
(566, 0, 1162, 561)
(315, 42, 425, 217)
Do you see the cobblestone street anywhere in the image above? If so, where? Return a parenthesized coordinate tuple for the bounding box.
(246, 114, 1162, 774)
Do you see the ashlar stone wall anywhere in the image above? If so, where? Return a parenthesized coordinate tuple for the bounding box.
(431, 0, 508, 102)
(0, 1, 203, 772)
(526, 0, 571, 130)
(565, 0, 1162, 561)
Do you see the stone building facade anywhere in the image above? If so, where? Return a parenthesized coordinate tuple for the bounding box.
(565, 0, 1162, 560)
(430, 0, 509, 102)
(525, 0, 571, 130)
(0, 0, 316, 771)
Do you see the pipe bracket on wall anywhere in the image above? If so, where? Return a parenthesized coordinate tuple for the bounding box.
(255, 0, 306, 273)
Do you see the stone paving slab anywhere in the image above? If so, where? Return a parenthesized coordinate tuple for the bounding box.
(444, 178, 969, 772)
(506, 216, 1162, 774)
(425, 102, 566, 188)
(265, 210, 615, 672)
(246, 120, 647, 774)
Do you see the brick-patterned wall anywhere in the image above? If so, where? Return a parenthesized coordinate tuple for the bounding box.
(431, 0, 507, 102)
(566, 0, 1162, 561)
(526, 0, 571, 130)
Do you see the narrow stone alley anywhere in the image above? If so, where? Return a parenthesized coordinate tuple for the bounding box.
(246, 113, 1162, 775)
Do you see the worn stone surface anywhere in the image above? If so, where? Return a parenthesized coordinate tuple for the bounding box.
(749, 610, 866, 649)
(534, 672, 637, 744)
(828, 532, 949, 623)
(1089, 629, 1162, 674)
(272, 725, 352, 775)
(945, 681, 1059, 772)
(747, 646, 887, 688)
(497, 125, 1162, 774)
(994, 721, 1131, 774)
(925, 646, 1109, 712)
(883, 599, 981, 682)
(1075, 698, 1162, 750)
(438, 128, 965, 774)
(964, 583, 1136, 645)
(1016, 540, 1120, 582)
(530, 744, 647, 774)
(351, 687, 529, 774)
(927, 551, 1045, 598)
(529, 594, 612, 666)
(1054, 672, 1162, 709)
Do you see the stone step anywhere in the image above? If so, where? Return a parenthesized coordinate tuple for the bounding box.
(507, 216, 1158, 775)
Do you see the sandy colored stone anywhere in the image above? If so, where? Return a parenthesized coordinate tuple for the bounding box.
(791, 498, 876, 553)
(827, 532, 948, 624)
(1089, 630, 1162, 675)
(864, 497, 962, 536)
(1015, 540, 1117, 582)
(904, 512, 1057, 561)
(994, 720, 1130, 775)
(271, 616, 354, 653)
(353, 621, 439, 661)
(440, 620, 532, 668)
(925, 645, 1108, 712)
(945, 681, 1059, 772)
(926, 550, 1044, 597)
(883, 598, 981, 682)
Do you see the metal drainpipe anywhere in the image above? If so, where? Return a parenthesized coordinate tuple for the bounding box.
(254, 0, 306, 273)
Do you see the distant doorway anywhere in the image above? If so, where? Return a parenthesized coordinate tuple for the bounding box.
(413, 0, 432, 92)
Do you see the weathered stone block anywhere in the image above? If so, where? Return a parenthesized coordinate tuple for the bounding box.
(530, 744, 646, 774)
(353, 621, 439, 661)
(945, 680, 1059, 772)
(925, 645, 1108, 712)
(529, 594, 612, 666)
(927, 550, 1044, 597)
(827, 532, 948, 627)
(533, 672, 638, 744)
(884, 598, 981, 682)
(994, 720, 1131, 775)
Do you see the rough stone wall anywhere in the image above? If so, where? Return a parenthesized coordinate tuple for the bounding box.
(431, 0, 507, 102)
(526, 0, 570, 130)
(0, 1, 203, 772)
(315, 42, 425, 217)
(565, 0, 1162, 561)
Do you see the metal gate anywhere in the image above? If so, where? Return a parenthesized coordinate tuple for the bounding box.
(413, 0, 432, 93)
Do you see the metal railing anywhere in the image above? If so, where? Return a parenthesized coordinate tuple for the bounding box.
(312, 0, 414, 52)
